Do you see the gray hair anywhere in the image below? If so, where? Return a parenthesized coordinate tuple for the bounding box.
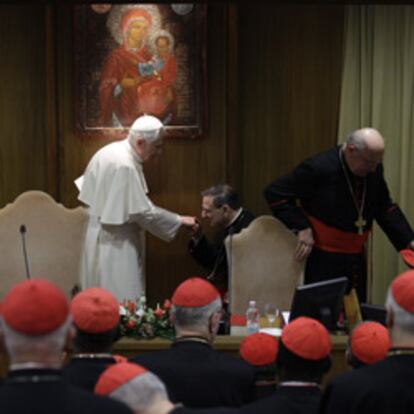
(386, 288, 414, 334)
(171, 297, 222, 330)
(346, 130, 367, 150)
(110, 371, 168, 411)
(127, 128, 162, 146)
(0, 316, 72, 360)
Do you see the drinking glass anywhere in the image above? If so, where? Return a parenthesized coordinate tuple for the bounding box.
(264, 303, 279, 327)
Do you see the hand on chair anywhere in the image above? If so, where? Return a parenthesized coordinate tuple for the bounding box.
(295, 228, 314, 261)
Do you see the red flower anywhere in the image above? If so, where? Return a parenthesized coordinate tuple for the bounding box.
(154, 307, 165, 319)
(127, 300, 136, 313)
(126, 319, 136, 329)
(163, 299, 172, 310)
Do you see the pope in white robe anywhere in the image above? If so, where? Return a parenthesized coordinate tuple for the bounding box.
(75, 115, 195, 301)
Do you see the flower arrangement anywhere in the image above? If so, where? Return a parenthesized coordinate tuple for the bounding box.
(119, 297, 175, 340)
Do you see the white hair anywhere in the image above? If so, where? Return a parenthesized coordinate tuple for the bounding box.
(386, 289, 414, 334)
(127, 129, 162, 146)
(346, 130, 367, 150)
(110, 371, 168, 411)
(0, 316, 72, 360)
(171, 297, 222, 330)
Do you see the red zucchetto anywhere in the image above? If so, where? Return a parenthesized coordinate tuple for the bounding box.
(281, 317, 332, 360)
(350, 321, 390, 365)
(400, 249, 414, 269)
(240, 332, 279, 366)
(71, 287, 120, 333)
(1, 278, 69, 335)
(171, 277, 220, 307)
(391, 270, 414, 313)
(95, 362, 147, 395)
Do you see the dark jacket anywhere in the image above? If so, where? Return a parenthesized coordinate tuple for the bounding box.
(63, 355, 118, 391)
(130, 339, 255, 408)
(0, 368, 133, 414)
(241, 385, 322, 414)
(320, 352, 414, 414)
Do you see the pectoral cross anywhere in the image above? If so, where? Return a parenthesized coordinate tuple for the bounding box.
(355, 215, 366, 235)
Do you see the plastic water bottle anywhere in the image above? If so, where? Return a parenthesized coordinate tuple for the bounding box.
(246, 300, 260, 334)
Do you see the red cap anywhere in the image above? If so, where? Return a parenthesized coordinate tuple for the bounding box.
(400, 249, 414, 268)
(281, 317, 332, 360)
(240, 333, 279, 366)
(95, 362, 147, 395)
(71, 287, 119, 333)
(350, 321, 390, 365)
(391, 270, 414, 313)
(2, 279, 69, 335)
(171, 277, 219, 307)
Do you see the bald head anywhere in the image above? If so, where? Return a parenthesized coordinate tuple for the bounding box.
(348, 128, 384, 151)
(344, 128, 384, 177)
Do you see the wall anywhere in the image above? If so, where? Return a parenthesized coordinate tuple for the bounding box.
(0, 4, 345, 305)
(0, 6, 56, 205)
(237, 4, 344, 214)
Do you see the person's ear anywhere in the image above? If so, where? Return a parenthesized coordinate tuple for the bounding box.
(208, 310, 222, 336)
(0, 328, 6, 355)
(345, 346, 352, 367)
(222, 204, 231, 219)
(347, 143, 359, 155)
(64, 324, 76, 353)
(386, 306, 393, 329)
(135, 137, 146, 149)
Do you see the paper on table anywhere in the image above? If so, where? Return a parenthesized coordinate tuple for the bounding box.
(259, 327, 282, 337)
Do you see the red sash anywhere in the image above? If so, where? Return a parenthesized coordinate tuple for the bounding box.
(306, 214, 369, 254)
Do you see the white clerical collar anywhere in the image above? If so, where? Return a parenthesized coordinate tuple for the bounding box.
(228, 208, 243, 227)
(10, 362, 61, 371)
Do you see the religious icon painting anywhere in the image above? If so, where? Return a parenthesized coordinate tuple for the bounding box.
(74, 4, 207, 139)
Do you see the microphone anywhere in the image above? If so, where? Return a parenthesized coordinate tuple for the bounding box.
(19, 225, 31, 280)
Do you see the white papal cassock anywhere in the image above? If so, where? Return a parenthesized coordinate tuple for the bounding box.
(75, 139, 181, 302)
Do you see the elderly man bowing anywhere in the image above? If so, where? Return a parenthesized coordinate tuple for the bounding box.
(264, 127, 414, 301)
(75, 115, 196, 301)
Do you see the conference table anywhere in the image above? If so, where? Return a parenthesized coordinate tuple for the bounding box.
(0, 332, 350, 385)
(112, 332, 350, 386)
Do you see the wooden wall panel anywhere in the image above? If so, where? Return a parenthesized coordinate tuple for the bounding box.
(237, 5, 345, 215)
(0, 6, 53, 207)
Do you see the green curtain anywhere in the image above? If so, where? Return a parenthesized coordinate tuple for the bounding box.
(338, 5, 414, 304)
